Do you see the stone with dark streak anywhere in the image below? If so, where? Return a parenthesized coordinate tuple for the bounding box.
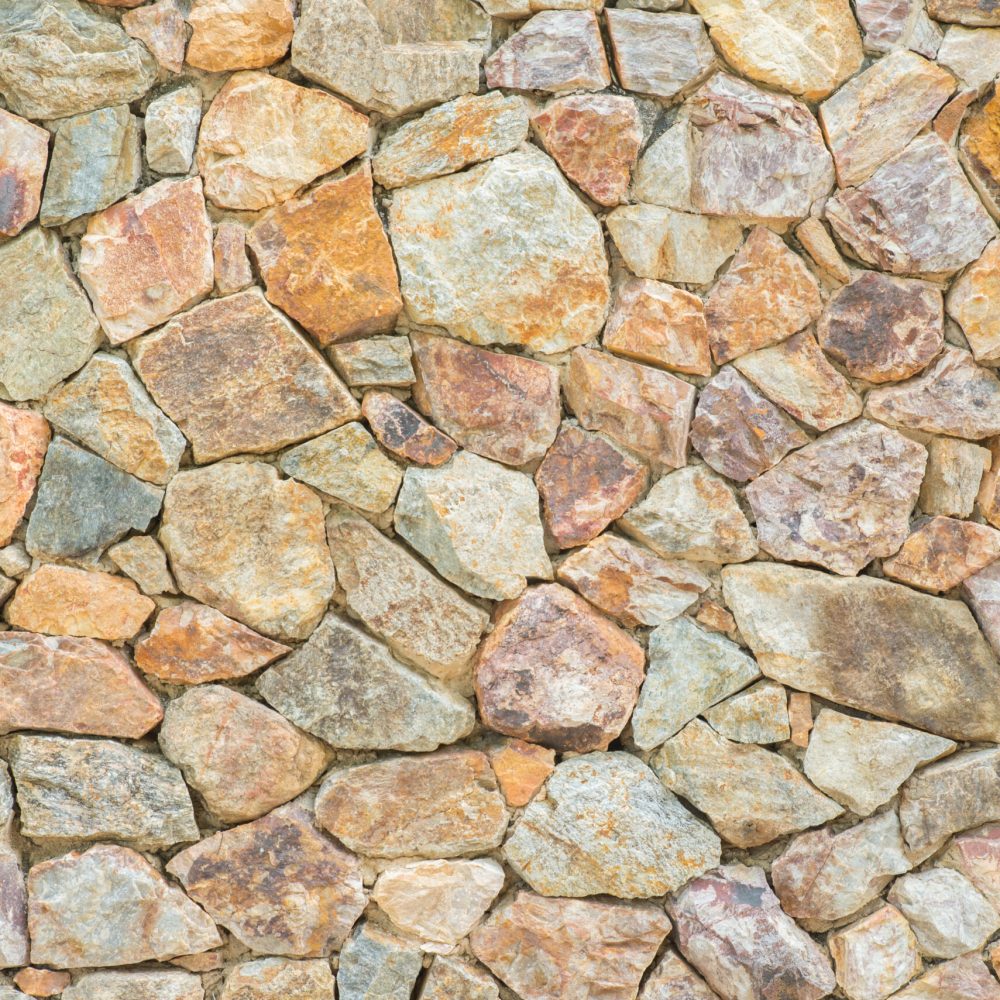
(361, 391, 457, 467)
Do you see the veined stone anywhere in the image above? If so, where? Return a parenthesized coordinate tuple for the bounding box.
(982, 439, 1000, 528)
(159, 685, 327, 824)
(27, 845, 221, 969)
(145, 87, 201, 176)
(668, 865, 836, 1000)
(964, 560, 1000, 657)
(0, 227, 101, 402)
(746, 420, 926, 576)
(135, 602, 290, 686)
(410, 332, 561, 466)
(186, 0, 294, 71)
(362, 391, 456, 467)
(631, 115, 697, 211)
(883, 516, 1000, 592)
(947, 238, 1000, 365)
(0, 762, 28, 969)
(652, 720, 842, 848)
(0, 0, 157, 120)
(167, 803, 366, 957)
(315, 749, 509, 859)
(934, 86, 977, 142)
(394, 451, 551, 601)
(61, 971, 204, 1000)
(337, 924, 422, 1000)
(855, 0, 942, 55)
(620, 464, 758, 564)
(487, 739, 555, 808)
(220, 958, 336, 1000)
(258, 611, 475, 751)
(44, 353, 185, 486)
(934, 25, 1000, 91)
(803, 709, 955, 816)
(326, 506, 487, 681)
(703, 681, 790, 744)
(122, 0, 187, 73)
(0, 110, 46, 237)
(723, 563, 1000, 742)
(632, 616, 760, 750)
(471, 891, 671, 1000)
(107, 535, 175, 597)
(8, 735, 197, 851)
(484, 11, 610, 93)
(474, 583, 645, 753)
(0, 404, 48, 548)
(504, 752, 721, 898)
(942, 824, 1000, 911)
(389, 147, 610, 354)
(828, 905, 922, 1000)
(373, 92, 528, 189)
(212, 222, 253, 297)
(0, 632, 162, 739)
(196, 71, 367, 212)
(292, 0, 489, 117)
(249, 170, 402, 345)
(330, 337, 414, 389)
(894, 954, 1000, 1000)
(917, 438, 990, 519)
(421, 957, 499, 1000)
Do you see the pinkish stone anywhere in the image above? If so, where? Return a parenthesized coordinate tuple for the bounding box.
(212, 222, 253, 297)
(828, 905, 923, 1000)
(361, 391, 457, 467)
(0, 110, 48, 237)
(942, 824, 1000, 911)
(883, 516, 1000, 593)
(0, 403, 49, 547)
(895, 954, 1000, 1000)
(121, 0, 189, 73)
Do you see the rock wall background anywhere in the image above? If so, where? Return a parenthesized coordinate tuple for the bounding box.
(2, 0, 1000, 998)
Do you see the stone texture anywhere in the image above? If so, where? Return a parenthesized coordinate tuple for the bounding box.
(61, 971, 203, 1000)
(803, 710, 955, 816)
(0, 404, 48, 548)
(746, 420, 927, 576)
(258, 611, 474, 751)
(639, 949, 719, 1000)
(373, 92, 528, 189)
(44, 353, 185, 486)
(855, 0, 942, 55)
(167, 803, 366, 957)
(504, 752, 720, 898)
(941, 824, 1000, 910)
(828, 905, 922, 1000)
(0, 227, 101, 402)
(337, 923, 422, 1000)
(895, 954, 1000, 1000)
(668, 864, 836, 1000)
(212, 223, 253, 297)
(947, 238, 1000, 365)
(964, 560, 1000, 657)
(186, 0, 293, 71)
(362, 391, 456, 466)
(620, 464, 758, 564)
(703, 681, 790, 744)
(929, 0, 1000, 22)
(817, 271, 944, 384)
(122, 0, 187, 73)
(0, 0, 157, 120)
(960, 88, 1000, 218)
(220, 958, 336, 1000)
(26, 438, 163, 562)
(0, 110, 46, 237)
(884, 516, 1000, 591)
(326, 505, 487, 680)
(13, 970, 70, 998)
(135, 602, 290, 686)
(982, 439, 1000, 527)
(0, 632, 162, 739)
(420, 957, 499, 1000)
(107, 535, 175, 596)
(330, 337, 414, 389)
(27, 845, 221, 969)
(145, 87, 201, 176)
(631, 116, 698, 211)
(939, 25, 1000, 95)
(250, 170, 402, 345)
(315, 749, 509, 859)
(487, 740, 555, 808)
(484, 11, 610, 93)
(796, 215, 852, 283)
(471, 891, 671, 1000)
(0, 762, 28, 969)
(394, 451, 551, 601)
(8, 734, 197, 851)
(724, 563, 1000, 742)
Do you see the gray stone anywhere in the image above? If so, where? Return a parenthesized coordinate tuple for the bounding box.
(337, 923, 423, 1000)
(703, 680, 791, 744)
(62, 970, 204, 1000)
(25, 438, 163, 562)
(0, 763, 28, 969)
(328, 336, 415, 388)
(420, 957, 499, 1000)
(40, 105, 141, 227)
(146, 86, 202, 176)
(220, 958, 336, 1000)
(631, 116, 697, 210)
(7, 735, 198, 851)
(503, 752, 721, 899)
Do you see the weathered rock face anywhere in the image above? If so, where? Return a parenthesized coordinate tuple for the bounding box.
(960, 88, 1000, 218)
(921, 438, 992, 519)
(159, 462, 335, 642)
(421, 956, 499, 1000)
(220, 958, 336, 1000)
(471, 891, 672, 1000)
(895, 954, 1000, 1000)
(61, 970, 204, 1000)
(640, 948, 719, 1000)
(947, 238, 1000, 365)
(704, 680, 790, 745)
(337, 923, 423, 999)
(27, 845, 221, 969)
(883, 515, 1000, 591)
(488, 739, 554, 809)
(14, 968, 73, 998)
(0, 110, 46, 237)
(929, 0, 1000, 22)
(186, 0, 294, 71)
(828, 905, 923, 1000)
(362, 391, 456, 466)
(329, 337, 414, 388)
(314, 750, 509, 859)
(965, 561, 1000, 657)
(167, 804, 366, 957)
(723, 563, 1000, 742)
(109, 535, 174, 597)
(212, 222, 253, 297)
(855, 0, 942, 54)
(196, 71, 368, 211)
(121, 0, 187, 73)
(389, 147, 610, 354)
(0, 762, 28, 969)
(942, 824, 1000, 911)
(145, 86, 201, 178)
(0, 404, 48, 548)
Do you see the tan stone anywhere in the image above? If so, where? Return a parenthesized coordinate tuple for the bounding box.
(920, 437, 991, 517)
(884, 516, 1000, 592)
(122, 0, 188, 74)
(78, 177, 214, 345)
(219, 958, 335, 1000)
(186, 0, 294, 71)
(0, 110, 47, 237)
(895, 954, 1000, 1000)
(788, 692, 814, 749)
(487, 739, 555, 807)
(980, 438, 1000, 528)
(855, 0, 942, 55)
(935, 87, 977, 143)
(929, 0, 1000, 22)
(640, 949, 719, 1000)
(630, 116, 698, 211)
(130, 289, 359, 464)
(361, 391, 456, 467)
(947, 237, 1000, 365)
(329, 336, 414, 388)
(703, 680, 791, 744)
(960, 88, 1000, 218)
(212, 222, 253, 297)
(963, 559, 1000, 657)
(829, 905, 923, 1000)
(196, 71, 368, 211)
(108, 534, 176, 595)
(941, 825, 1000, 912)
(12, 970, 70, 997)
(0, 404, 49, 548)
(695, 600, 737, 636)
(795, 216, 851, 284)
(6, 566, 154, 642)
(421, 957, 499, 1000)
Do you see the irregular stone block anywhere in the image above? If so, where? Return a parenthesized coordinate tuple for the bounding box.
(895, 954, 1000, 1000)
(884, 516, 1000, 592)
(220, 958, 336, 1000)
(929, 0, 1000, 22)
(337, 923, 422, 1000)
(362, 391, 456, 467)
(703, 680, 791, 744)
(121, 0, 188, 73)
(855, 0, 942, 55)
(420, 957, 498, 1000)
(329, 337, 414, 389)
(947, 237, 1000, 365)
(13, 969, 71, 998)
(487, 740, 555, 809)
(0, 110, 46, 237)
(107, 535, 175, 596)
(960, 88, 1000, 218)
(828, 905, 923, 1000)
(212, 222, 253, 296)
(62, 971, 203, 1000)
(0, 762, 28, 969)
(186, 0, 294, 71)
(941, 824, 1000, 911)
(938, 24, 1000, 91)
(639, 948, 718, 1000)
(963, 560, 1000, 657)
(0, 404, 49, 548)
(145, 86, 201, 176)
(631, 116, 697, 210)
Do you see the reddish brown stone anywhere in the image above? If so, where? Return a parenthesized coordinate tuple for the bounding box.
(960, 88, 1000, 219)
(531, 94, 642, 206)
(706, 227, 822, 365)
(936, 88, 977, 144)
(249, 170, 402, 346)
(883, 516, 1000, 593)
(13, 969, 70, 997)
(947, 238, 1000, 367)
(788, 692, 814, 749)
(361, 391, 456, 467)
(0, 632, 162, 738)
(212, 221, 253, 297)
(0, 110, 48, 237)
(603, 277, 712, 377)
(487, 739, 555, 808)
(474, 583, 645, 752)
(0, 403, 49, 547)
(536, 424, 648, 549)
(695, 601, 738, 636)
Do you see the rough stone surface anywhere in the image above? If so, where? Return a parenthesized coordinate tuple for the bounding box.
(121, 0, 188, 74)
(964, 560, 1000, 657)
(941, 824, 1000, 911)
(855, 0, 942, 55)
(487, 740, 555, 809)
(0, 763, 28, 969)
(106, 536, 174, 597)
(883, 515, 1000, 591)
(0, 110, 46, 237)
(959, 88, 1000, 219)
(212, 223, 253, 297)
(947, 237, 1000, 364)
(420, 957, 499, 1000)
(219, 958, 336, 1000)
(703, 680, 791, 744)
(330, 337, 414, 389)
(13, 969, 71, 998)
(61, 971, 204, 1000)
(337, 923, 422, 1000)
(895, 954, 1000, 1000)
(639, 949, 719, 1000)
(185, 0, 294, 72)
(145, 87, 201, 176)
(362, 391, 456, 467)
(0, 404, 49, 548)
(828, 905, 923, 1000)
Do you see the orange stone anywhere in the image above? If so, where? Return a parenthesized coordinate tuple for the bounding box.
(960, 88, 1000, 219)
(0, 110, 48, 237)
(12, 969, 71, 997)
(0, 403, 49, 547)
(883, 516, 1000, 593)
(488, 739, 555, 808)
(696, 601, 737, 635)
(186, 0, 294, 72)
(361, 391, 457, 467)
(213, 222, 253, 297)
(249, 170, 402, 346)
(789, 692, 814, 748)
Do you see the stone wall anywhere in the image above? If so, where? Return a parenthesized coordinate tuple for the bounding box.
(1, 0, 1000, 998)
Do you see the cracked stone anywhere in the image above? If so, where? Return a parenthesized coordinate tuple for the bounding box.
(107, 535, 175, 597)
(947, 238, 1000, 365)
(337, 924, 422, 1000)
(212, 223, 253, 297)
(185, 0, 293, 71)
(145, 87, 201, 176)
(883, 516, 1000, 592)
(0, 404, 48, 548)
(362, 391, 456, 467)
(330, 337, 414, 389)
(703, 680, 791, 744)
(828, 905, 923, 1000)
(220, 959, 336, 1000)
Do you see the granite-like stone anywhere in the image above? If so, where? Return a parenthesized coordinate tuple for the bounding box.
(212, 223, 253, 297)
(330, 337, 414, 389)
(0, 110, 46, 237)
(337, 923, 422, 1000)
(0, 404, 48, 548)
(107, 535, 174, 596)
(220, 958, 336, 1000)
(121, 0, 188, 74)
(828, 905, 922, 1000)
(964, 560, 1000, 657)
(61, 970, 203, 1000)
(947, 238, 1000, 365)
(420, 957, 499, 1000)
(884, 516, 1000, 592)
(186, 0, 293, 71)
(703, 681, 791, 744)
(145, 87, 201, 176)
(894, 954, 1000, 1000)
(362, 391, 456, 467)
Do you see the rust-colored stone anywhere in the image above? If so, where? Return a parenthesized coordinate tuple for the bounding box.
(487, 739, 555, 808)
(361, 391, 456, 467)
(936, 88, 977, 144)
(960, 88, 1000, 218)
(0, 403, 49, 548)
(788, 692, 814, 749)
(186, 0, 294, 72)
(883, 516, 1000, 593)
(0, 110, 48, 237)
(947, 237, 1000, 365)
(12, 969, 71, 997)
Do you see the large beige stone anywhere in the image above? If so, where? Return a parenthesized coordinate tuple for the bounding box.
(186, 0, 294, 71)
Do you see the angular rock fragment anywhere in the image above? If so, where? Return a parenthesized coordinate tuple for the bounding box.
(186, 0, 294, 71)
(620, 465, 758, 563)
(121, 0, 188, 74)
(373, 92, 528, 189)
(941, 824, 1000, 910)
(631, 116, 697, 211)
(315, 749, 509, 859)
(135, 602, 289, 686)
(145, 87, 201, 176)
(668, 864, 836, 1000)
(212, 223, 253, 297)
(931, 25, 1000, 92)
(0, 404, 48, 548)
(0, 632, 162, 739)
(330, 337, 414, 389)
(947, 238, 1000, 364)
(963, 560, 1000, 657)
(362, 391, 456, 467)
(0, 763, 28, 969)
(487, 740, 554, 808)
(746, 420, 926, 575)
(723, 563, 1000, 742)
(27, 845, 221, 968)
(704, 681, 790, 744)
(197, 71, 368, 211)
(167, 803, 366, 956)
(337, 924, 422, 1000)
(220, 958, 336, 1000)
(884, 516, 1000, 592)
(803, 710, 955, 816)
(44, 353, 185, 486)
(471, 891, 671, 1000)
(929, 0, 1000, 22)
(828, 905, 922, 1000)
(0, 110, 46, 237)
(982, 440, 1000, 527)
(13, 969, 71, 998)
(421, 957, 499, 1000)
(107, 536, 174, 597)
(855, 0, 942, 56)
(484, 11, 610, 93)
(504, 752, 720, 898)
(62, 970, 203, 1000)
(895, 954, 1000, 1000)
(258, 612, 474, 752)
(394, 451, 551, 600)
(796, 215, 852, 283)
(390, 147, 609, 354)
(959, 88, 1000, 218)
